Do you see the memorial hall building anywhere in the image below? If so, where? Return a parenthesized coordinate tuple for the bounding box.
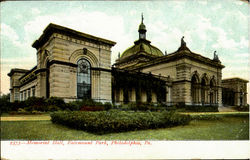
(8, 17, 248, 107)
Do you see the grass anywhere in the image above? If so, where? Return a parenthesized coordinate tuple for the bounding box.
(1, 116, 249, 140)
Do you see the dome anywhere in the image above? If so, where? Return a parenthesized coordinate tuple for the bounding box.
(138, 23, 146, 31)
(121, 39, 164, 59)
(119, 14, 164, 59)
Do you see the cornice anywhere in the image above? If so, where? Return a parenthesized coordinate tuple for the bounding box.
(32, 23, 116, 50)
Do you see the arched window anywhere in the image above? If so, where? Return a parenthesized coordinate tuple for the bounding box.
(201, 77, 207, 104)
(77, 59, 91, 99)
(191, 74, 199, 104)
(209, 79, 217, 104)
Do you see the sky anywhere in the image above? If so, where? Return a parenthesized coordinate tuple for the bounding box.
(0, 0, 249, 103)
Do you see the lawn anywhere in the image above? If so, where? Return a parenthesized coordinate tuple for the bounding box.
(1, 116, 249, 140)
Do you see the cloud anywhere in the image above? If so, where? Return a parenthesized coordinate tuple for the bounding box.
(1, 23, 22, 47)
(197, 1, 207, 5)
(233, 52, 249, 58)
(1, 1, 248, 97)
(1, 60, 36, 95)
(31, 8, 41, 15)
(1, 9, 133, 94)
(16, 9, 132, 64)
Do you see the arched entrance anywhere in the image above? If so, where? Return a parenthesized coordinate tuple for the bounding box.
(201, 76, 208, 104)
(191, 74, 200, 104)
(209, 78, 217, 104)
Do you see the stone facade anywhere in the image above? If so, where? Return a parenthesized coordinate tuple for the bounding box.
(8, 21, 248, 107)
(222, 78, 248, 106)
(8, 23, 116, 103)
(113, 17, 225, 106)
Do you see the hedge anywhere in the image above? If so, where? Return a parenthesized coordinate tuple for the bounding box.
(50, 110, 191, 134)
(232, 105, 249, 112)
(186, 112, 249, 120)
(177, 104, 219, 112)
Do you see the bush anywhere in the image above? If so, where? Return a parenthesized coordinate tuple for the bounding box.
(80, 106, 104, 111)
(65, 101, 82, 111)
(47, 105, 61, 112)
(177, 103, 219, 112)
(46, 97, 66, 110)
(69, 99, 113, 111)
(103, 102, 112, 110)
(189, 112, 249, 120)
(17, 108, 27, 114)
(10, 101, 27, 111)
(190, 114, 222, 120)
(25, 97, 46, 109)
(0, 94, 11, 114)
(233, 105, 249, 112)
(123, 102, 168, 111)
(50, 110, 191, 134)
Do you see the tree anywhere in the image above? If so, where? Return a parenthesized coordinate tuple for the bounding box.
(0, 93, 11, 113)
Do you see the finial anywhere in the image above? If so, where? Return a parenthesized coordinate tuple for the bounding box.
(118, 52, 120, 58)
(165, 50, 167, 55)
(141, 13, 144, 23)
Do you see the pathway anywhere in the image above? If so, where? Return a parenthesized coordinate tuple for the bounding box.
(218, 106, 237, 112)
(1, 115, 51, 121)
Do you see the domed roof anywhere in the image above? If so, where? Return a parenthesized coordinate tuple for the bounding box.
(138, 23, 146, 31)
(120, 14, 163, 59)
(121, 39, 164, 59)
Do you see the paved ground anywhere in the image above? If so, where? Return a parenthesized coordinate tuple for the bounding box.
(218, 106, 237, 112)
(0, 115, 51, 121)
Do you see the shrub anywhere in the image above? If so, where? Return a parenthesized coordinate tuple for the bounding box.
(47, 105, 61, 112)
(68, 99, 113, 111)
(190, 114, 222, 120)
(0, 94, 11, 114)
(31, 110, 42, 114)
(25, 97, 46, 109)
(65, 101, 82, 111)
(80, 106, 104, 111)
(10, 101, 27, 111)
(103, 102, 112, 110)
(189, 112, 249, 120)
(81, 99, 100, 106)
(17, 108, 27, 113)
(46, 97, 66, 110)
(50, 110, 191, 134)
(233, 105, 249, 112)
(178, 104, 219, 112)
(124, 102, 168, 111)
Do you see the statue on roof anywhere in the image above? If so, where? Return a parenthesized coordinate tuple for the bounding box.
(181, 36, 186, 47)
(165, 50, 167, 55)
(177, 36, 191, 52)
(213, 51, 220, 61)
(118, 52, 120, 59)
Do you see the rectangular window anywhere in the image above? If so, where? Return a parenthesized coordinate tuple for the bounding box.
(14, 92, 19, 101)
(24, 91, 27, 100)
(20, 92, 23, 101)
(32, 87, 35, 97)
(28, 89, 31, 98)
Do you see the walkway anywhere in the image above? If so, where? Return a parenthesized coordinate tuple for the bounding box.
(218, 106, 237, 112)
(0, 114, 51, 121)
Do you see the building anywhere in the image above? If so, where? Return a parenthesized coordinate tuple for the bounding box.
(222, 78, 248, 106)
(113, 15, 225, 106)
(8, 23, 116, 103)
(8, 16, 248, 107)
